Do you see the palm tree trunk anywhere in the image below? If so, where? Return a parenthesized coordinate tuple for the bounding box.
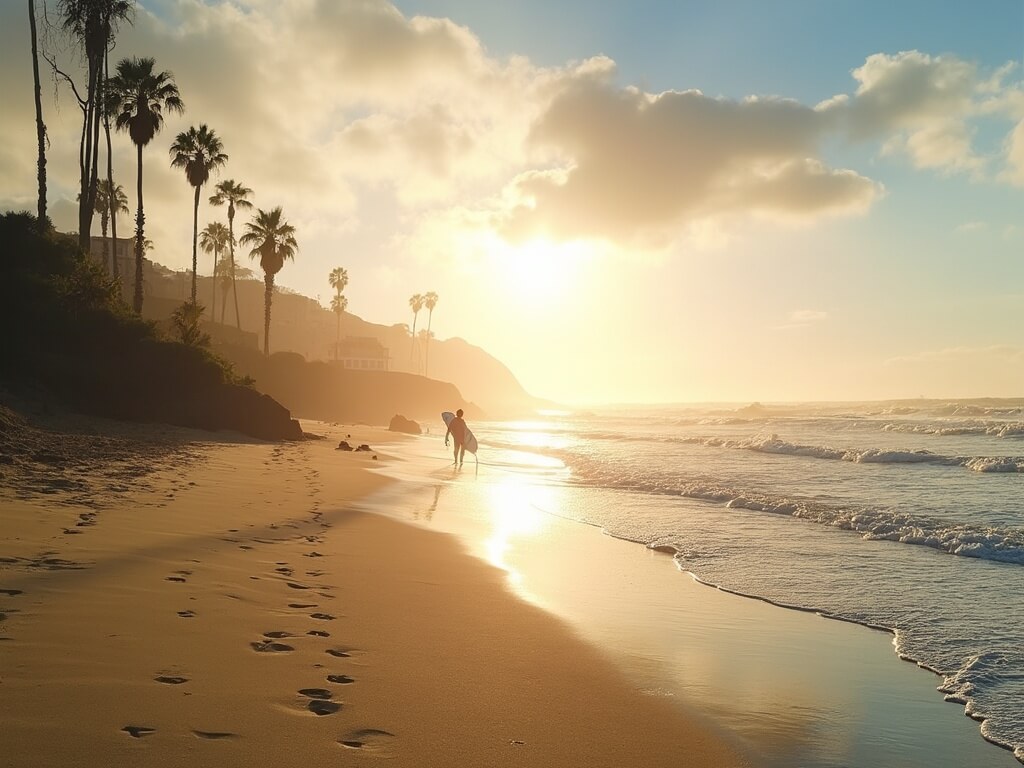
(103, 49, 118, 287)
(228, 206, 241, 331)
(410, 314, 418, 369)
(100, 211, 109, 272)
(425, 309, 433, 377)
(190, 185, 200, 304)
(211, 245, 218, 324)
(133, 142, 145, 314)
(220, 276, 229, 324)
(264, 273, 274, 357)
(335, 309, 340, 360)
(29, 0, 46, 227)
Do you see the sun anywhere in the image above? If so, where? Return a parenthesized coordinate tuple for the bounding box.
(490, 236, 592, 309)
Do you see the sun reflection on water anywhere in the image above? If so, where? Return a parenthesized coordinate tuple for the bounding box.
(482, 476, 560, 594)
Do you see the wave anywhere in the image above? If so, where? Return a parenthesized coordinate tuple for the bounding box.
(563, 458, 1024, 565)
(882, 421, 1024, 438)
(655, 433, 1024, 473)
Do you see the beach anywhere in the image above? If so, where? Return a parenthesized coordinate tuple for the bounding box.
(0, 415, 748, 767)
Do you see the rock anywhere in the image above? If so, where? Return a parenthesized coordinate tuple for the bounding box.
(337, 440, 353, 451)
(354, 444, 371, 452)
(388, 414, 421, 435)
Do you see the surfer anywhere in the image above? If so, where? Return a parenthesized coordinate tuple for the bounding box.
(444, 408, 468, 465)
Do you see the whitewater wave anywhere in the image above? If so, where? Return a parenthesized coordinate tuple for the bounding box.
(562, 457, 1024, 565)
(882, 421, 1024, 438)
(655, 433, 1024, 473)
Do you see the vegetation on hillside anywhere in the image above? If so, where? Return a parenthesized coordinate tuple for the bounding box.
(0, 212, 300, 439)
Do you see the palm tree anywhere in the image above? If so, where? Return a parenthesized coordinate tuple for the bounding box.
(199, 221, 232, 322)
(330, 294, 348, 359)
(57, 0, 133, 250)
(106, 56, 183, 313)
(209, 179, 253, 330)
(93, 179, 128, 276)
(170, 125, 228, 305)
(423, 291, 439, 377)
(328, 267, 348, 360)
(409, 293, 424, 371)
(29, 0, 46, 226)
(239, 207, 297, 357)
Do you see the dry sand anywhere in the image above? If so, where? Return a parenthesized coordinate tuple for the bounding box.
(0, 413, 748, 767)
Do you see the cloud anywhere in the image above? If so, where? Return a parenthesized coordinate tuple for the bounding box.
(954, 220, 987, 234)
(499, 78, 881, 243)
(822, 51, 1023, 178)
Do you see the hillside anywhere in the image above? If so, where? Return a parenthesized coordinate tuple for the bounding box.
(2, 214, 302, 441)
(128, 254, 544, 416)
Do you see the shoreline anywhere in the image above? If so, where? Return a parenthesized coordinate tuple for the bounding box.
(358, 432, 1021, 768)
(0, 415, 748, 767)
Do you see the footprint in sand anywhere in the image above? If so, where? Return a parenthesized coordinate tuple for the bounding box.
(310, 613, 335, 621)
(0, 589, 22, 596)
(326, 674, 354, 685)
(298, 688, 332, 699)
(325, 648, 353, 658)
(192, 730, 237, 740)
(307, 630, 330, 638)
(165, 576, 186, 583)
(288, 603, 317, 609)
(177, 610, 196, 618)
(155, 676, 189, 685)
(122, 725, 156, 738)
(263, 631, 295, 639)
(338, 729, 396, 755)
(307, 700, 342, 716)
(286, 582, 310, 590)
(251, 640, 294, 653)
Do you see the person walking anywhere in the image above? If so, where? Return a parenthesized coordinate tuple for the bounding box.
(445, 408, 468, 465)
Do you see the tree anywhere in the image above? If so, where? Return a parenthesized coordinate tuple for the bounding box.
(209, 179, 253, 330)
(239, 207, 297, 357)
(328, 266, 348, 360)
(423, 291, 438, 377)
(330, 293, 348, 360)
(106, 56, 183, 313)
(215, 254, 252, 323)
(199, 221, 232, 323)
(170, 124, 227, 305)
(409, 293, 424, 371)
(170, 300, 210, 347)
(29, 0, 47, 227)
(55, 0, 133, 250)
(92, 179, 127, 275)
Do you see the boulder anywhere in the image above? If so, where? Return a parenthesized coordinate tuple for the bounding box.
(388, 414, 421, 435)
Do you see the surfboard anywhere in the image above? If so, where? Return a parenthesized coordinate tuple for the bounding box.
(441, 411, 478, 454)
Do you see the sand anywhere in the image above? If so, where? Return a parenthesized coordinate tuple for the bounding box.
(0, 413, 748, 767)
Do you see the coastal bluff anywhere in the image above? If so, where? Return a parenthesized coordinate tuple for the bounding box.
(1, 213, 302, 441)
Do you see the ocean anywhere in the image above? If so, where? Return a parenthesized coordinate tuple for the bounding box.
(363, 400, 1024, 766)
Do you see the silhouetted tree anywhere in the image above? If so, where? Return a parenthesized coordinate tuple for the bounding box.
(106, 56, 183, 313)
(409, 293, 424, 371)
(55, 0, 133, 250)
(330, 293, 348, 359)
(209, 179, 252, 330)
(240, 207, 297, 357)
(92, 179, 127, 274)
(171, 299, 209, 347)
(170, 125, 227, 305)
(423, 291, 438, 377)
(29, 0, 47, 226)
(199, 221, 231, 323)
(329, 266, 348, 360)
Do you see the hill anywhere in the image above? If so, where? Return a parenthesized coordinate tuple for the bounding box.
(2, 213, 301, 440)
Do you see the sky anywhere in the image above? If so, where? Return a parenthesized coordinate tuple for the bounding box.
(2, 0, 1024, 405)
